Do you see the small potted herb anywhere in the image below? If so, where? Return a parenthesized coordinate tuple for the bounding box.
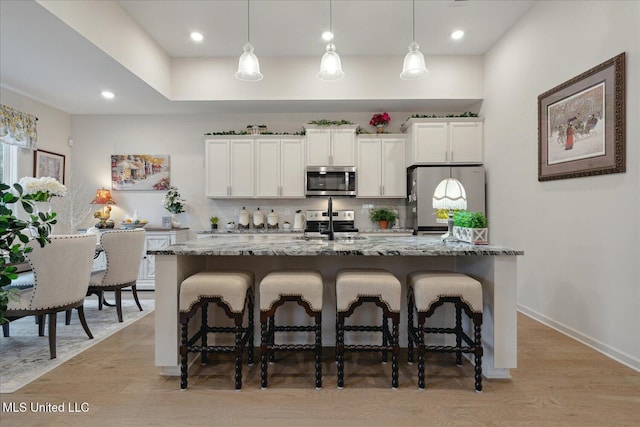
(369, 207, 397, 230)
(453, 211, 488, 244)
(209, 216, 219, 230)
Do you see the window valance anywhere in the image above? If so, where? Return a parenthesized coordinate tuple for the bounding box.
(0, 104, 38, 150)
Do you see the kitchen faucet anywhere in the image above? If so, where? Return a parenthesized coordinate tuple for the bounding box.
(321, 197, 335, 241)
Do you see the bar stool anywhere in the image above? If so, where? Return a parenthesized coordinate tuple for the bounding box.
(179, 271, 254, 390)
(260, 270, 323, 389)
(407, 271, 484, 392)
(335, 269, 401, 389)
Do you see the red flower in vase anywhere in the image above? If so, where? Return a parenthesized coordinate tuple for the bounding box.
(370, 112, 391, 127)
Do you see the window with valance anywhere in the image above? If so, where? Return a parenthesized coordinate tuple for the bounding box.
(0, 104, 38, 150)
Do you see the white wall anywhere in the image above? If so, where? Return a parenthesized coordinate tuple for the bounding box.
(69, 112, 416, 231)
(1, 87, 71, 181)
(482, 1, 640, 369)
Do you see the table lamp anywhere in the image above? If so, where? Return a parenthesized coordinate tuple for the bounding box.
(91, 188, 116, 229)
(432, 178, 467, 242)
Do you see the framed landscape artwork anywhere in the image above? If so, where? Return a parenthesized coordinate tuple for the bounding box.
(111, 154, 170, 191)
(34, 149, 65, 184)
(538, 52, 625, 181)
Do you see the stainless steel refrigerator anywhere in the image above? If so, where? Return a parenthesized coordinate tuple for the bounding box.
(406, 166, 486, 232)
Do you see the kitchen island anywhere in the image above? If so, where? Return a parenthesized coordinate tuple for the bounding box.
(151, 234, 523, 379)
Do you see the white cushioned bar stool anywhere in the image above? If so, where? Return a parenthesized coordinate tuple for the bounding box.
(407, 271, 484, 392)
(259, 270, 323, 389)
(179, 271, 255, 390)
(335, 269, 401, 389)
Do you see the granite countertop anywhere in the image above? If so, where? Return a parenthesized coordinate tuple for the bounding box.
(149, 234, 523, 257)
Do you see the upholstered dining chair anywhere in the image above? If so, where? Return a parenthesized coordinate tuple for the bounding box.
(2, 234, 97, 359)
(87, 229, 145, 322)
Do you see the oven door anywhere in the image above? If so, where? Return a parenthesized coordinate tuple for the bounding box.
(305, 167, 356, 197)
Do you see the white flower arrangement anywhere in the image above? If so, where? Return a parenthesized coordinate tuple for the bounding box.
(162, 186, 186, 214)
(18, 176, 67, 201)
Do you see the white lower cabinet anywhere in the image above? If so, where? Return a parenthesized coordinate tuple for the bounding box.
(137, 229, 190, 290)
(357, 136, 407, 198)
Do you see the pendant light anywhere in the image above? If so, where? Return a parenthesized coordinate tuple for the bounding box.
(400, 0, 429, 80)
(236, 0, 263, 81)
(318, 0, 344, 81)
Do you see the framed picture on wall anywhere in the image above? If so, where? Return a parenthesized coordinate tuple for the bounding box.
(538, 52, 625, 181)
(111, 154, 170, 191)
(33, 149, 65, 184)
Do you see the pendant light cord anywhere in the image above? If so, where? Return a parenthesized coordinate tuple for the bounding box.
(247, 0, 251, 43)
(412, 0, 415, 41)
(329, 0, 333, 34)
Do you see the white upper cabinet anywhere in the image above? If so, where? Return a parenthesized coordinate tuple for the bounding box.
(305, 126, 357, 166)
(255, 137, 305, 198)
(357, 136, 407, 198)
(404, 118, 484, 166)
(205, 138, 254, 198)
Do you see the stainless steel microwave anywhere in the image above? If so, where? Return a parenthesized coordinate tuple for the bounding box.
(305, 166, 356, 197)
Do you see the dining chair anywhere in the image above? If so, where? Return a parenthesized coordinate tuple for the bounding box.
(86, 229, 145, 322)
(2, 234, 97, 359)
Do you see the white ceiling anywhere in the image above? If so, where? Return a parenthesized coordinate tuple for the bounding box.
(0, 0, 537, 115)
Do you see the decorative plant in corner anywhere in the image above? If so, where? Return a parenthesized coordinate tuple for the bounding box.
(369, 207, 397, 230)
(452, 210, 488, 245)
(0, 182, 58, 324)
(163, 186, 186, 228)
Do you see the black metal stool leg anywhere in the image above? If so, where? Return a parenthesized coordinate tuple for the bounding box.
(201, 303, 209, 364)
(234, 318, 243, 390)
(417, 316, 426, 390)
(382, 315, 389, 363)
(180, 318, 189, 390)
(455, 301, 463, 366)
(315, 312, 322, 389)
(391, 316, 399, 389)
(407, 290, 415, 364)
(474, 315, 483, 392)
(268, 315, 276, 363)
(336, 312, 345, 389)
(260, 314, 268, 389)
(247, 291, 255, 365)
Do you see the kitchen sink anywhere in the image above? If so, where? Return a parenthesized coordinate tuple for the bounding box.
(293, 234, 367, 242)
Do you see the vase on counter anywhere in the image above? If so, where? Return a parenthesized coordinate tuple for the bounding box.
(171, 213, 181, 228)
(376, 125, 385, 134)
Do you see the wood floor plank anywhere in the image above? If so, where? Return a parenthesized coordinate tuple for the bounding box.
(1, 312, 638, 426)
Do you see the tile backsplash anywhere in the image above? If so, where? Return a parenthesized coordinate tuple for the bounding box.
(193, 198, 406, 231)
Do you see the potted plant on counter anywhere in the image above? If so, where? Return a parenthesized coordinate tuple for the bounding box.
(453, 210, 488, 245)
(209, 216, 219, 230)
(369, 207, 397, 230)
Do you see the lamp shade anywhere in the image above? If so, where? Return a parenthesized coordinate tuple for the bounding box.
(318, 43, 345, 81)
(432, 178, 467, 210)
(236, 42, 263, 81)
(91, 188, 116, 205)
(400, 41, 429, 80)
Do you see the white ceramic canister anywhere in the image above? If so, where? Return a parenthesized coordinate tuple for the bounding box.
(267, 209, 279, 229)
(253, 207, 265, 229)
(238, 207, 250, 228)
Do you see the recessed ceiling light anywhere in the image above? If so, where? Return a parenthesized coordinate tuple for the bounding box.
(451, 30, 465, 40)
(101, 91, 115, 99)
(190, 32, 203, 42)
(322, 31, 334, 42)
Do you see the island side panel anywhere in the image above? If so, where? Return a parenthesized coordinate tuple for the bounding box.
(155, 254, 206, 374)
(456, 255, 518, 378)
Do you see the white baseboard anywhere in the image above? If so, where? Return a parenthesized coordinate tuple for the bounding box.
(517, 304, 640, 372)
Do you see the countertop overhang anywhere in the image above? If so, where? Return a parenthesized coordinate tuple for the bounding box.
(148, 235, 524, 257)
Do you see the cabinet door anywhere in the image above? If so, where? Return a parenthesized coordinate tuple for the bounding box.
(280, 138, 305, 197)
(357, 138, 382, 197)
(449, 121, 483, 164)
(229, 139, 254, 197)
(381, 138, 406, 197)
(306, 129, 331, 165)
(413, 123, 448, 163)
(331, 129, 356, 166)
(205, 139, 230, 197)
(255, 139, 281, 197)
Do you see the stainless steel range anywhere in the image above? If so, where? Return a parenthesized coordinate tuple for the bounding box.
(304, 209, 359, 237)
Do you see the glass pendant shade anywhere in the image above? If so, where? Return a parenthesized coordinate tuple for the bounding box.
(432, 178, 467, 210)
(318, 43, 344, 81)
(400, 41, 429, 80)
(236, 42, 263, 81)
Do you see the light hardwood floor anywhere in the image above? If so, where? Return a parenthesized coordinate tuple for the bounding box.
(1, 310, 638, 426)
